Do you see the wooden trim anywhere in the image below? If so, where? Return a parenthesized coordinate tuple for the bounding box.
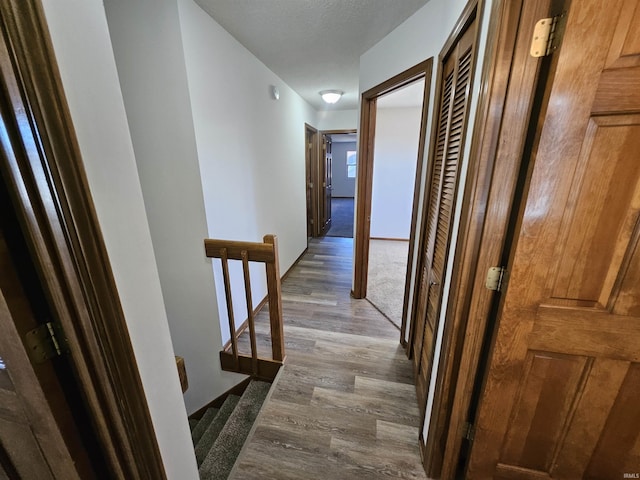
(362, 59, 435, 99)
(407, 0, 480, 362)
(436, 0, 562, 477)
(319, 128, 355, 238)
(0, 1, 165, 478)
(370, 237, 410, 242)
(410, 4, 482, 474)
(415, 0, 485, 475)
(205, 238, 276, 262)
(219, 352, 282, 382)
(353, 96, 376, 298)
(305, 124, 319, 238)
(408, 48, 445, 357)
(320, 129, 357, 135)
(407, 74, 443, 356)
(400, 59, 434, 348)
(353, 58, 433, 300)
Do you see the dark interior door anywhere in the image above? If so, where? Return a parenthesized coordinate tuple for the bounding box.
(469, 0, 640, 477)
(320, 135, 333, 235)
(305, 127, 315, 238)
(412, 14, 477, 410)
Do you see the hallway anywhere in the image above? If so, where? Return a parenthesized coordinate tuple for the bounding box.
(231, 237, 426, 479)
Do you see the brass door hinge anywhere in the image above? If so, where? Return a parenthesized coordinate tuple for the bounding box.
(530, 13, 566, 57)
(485, 266, 507, 292)
(24, 321, 69, 364)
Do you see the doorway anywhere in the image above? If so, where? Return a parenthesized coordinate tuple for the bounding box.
(306, 127, 357, 239)
(304, 124, 318, 239)
(325, 132, 357, 238)
(366, 80, 426, 329)
(352, 59, 433, 341)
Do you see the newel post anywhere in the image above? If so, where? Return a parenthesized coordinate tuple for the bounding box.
(264, 234, 285, 362)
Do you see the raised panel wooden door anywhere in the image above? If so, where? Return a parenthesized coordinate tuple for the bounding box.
(0, 231, 82, 479)
(412, 16, 477, 409)
(469, 1, 640, 477)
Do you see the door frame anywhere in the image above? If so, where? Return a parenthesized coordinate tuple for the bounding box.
(318, 129, 356, 237)
(352, 59, 433, 332)
(429, 0, 564, 477)
(304, 123, 318, 238)
(409, 2, 482, 474)
(0, 1, 165, 477)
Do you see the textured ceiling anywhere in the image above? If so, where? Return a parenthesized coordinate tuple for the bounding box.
(193, 0, 429, 111)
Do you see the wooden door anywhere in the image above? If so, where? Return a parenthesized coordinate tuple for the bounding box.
(469, 1, 640, 477)
(0, 226, 88, 479)
(305, 126, 316, 238)
(412, 14, 477, 409)
(320, 135, 333, 235)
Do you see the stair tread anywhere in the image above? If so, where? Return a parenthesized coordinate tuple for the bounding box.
(195, 395, 241, 466)
(199, 380, 271, 479)
(191, 408, 218, 445)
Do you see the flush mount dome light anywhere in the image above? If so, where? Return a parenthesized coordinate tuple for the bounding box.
(320, 90, 344, 104)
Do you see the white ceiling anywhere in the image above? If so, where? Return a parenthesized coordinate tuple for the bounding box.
(193, 0, 429, 111)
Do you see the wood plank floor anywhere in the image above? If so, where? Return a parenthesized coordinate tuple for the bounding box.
(231, 237, 427, 479)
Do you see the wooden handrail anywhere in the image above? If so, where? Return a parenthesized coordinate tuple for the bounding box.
(204, 234, 285, 379)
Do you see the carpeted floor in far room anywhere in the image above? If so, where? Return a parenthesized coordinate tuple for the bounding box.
(367, 239, 409, 330)
(325, 197, 408, 329)
(326, 197, 354, 238)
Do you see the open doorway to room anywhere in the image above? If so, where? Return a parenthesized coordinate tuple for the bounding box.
(325, 132, 357, 238)
(366, 79, 425, 329)
(306, 126, 357, 240)
(352, 58, 432, 340)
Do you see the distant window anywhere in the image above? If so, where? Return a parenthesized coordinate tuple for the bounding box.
(347, 150, 357, 178)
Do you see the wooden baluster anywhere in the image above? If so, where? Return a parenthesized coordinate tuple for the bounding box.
(220, 248, 238, 368)
(241, 251, 258, 375)
(264, 235, 285, 362)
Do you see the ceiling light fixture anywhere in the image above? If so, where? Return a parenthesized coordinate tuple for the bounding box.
(320, 90, 344, 104)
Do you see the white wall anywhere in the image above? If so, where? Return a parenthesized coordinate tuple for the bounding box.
(359, 0, 494, 446)
(317, 109, 358, 131)
(103, 0, 243, 415)
(178, 0, 317, 344)
(40, 1, 198, 477)
(370, 107, 422, 239)
(331, 141, 357, 197)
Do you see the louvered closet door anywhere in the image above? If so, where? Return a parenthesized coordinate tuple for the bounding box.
(412, 17, 477, 409)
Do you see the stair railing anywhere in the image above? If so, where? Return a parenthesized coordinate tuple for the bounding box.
(204, 234, 285, 380)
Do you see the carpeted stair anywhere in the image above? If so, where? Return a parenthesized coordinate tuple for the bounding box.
(189, 380, 271, 479)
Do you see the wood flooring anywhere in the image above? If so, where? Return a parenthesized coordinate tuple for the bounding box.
(231, 237, 427, 479)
